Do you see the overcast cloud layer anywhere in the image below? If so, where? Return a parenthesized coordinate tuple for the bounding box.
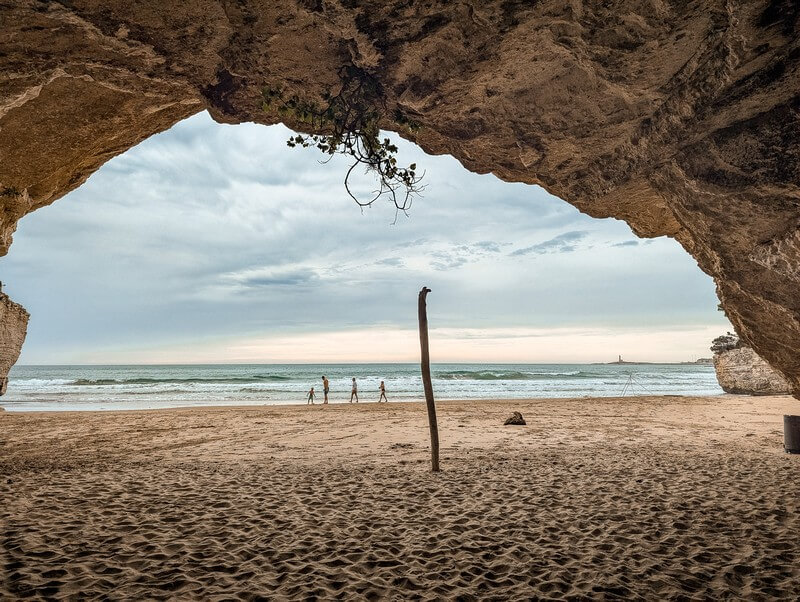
(2, 112, 730, 363)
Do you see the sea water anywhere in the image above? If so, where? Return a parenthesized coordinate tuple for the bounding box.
(1, 363, 723, 411)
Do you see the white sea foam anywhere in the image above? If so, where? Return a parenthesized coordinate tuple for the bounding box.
(1, 363, 723, 411)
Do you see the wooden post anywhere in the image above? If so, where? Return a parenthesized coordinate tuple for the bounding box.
(418, 286, 440, 472)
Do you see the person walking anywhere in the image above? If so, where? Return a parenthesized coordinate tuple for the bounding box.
(307, 386, 315, 405)
(350, 377, 359, 403)
(322, 376, 329, 404)
(378, 380, 388, 403)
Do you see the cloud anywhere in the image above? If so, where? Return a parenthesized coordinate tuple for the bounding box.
(473, 240, 503, 253)
(374, 257, 405, 267)
(430, 253, 469, 271)
(612, 240, 639, 248)
(0, 111, 730, 363)
(237, 269, 319, 288)
(510, 230, 589, 256)
(428, 241, 505, 271)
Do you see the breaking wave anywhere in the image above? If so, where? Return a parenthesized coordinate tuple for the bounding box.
(71, 375, 293, 386)
(436, 370, 587, 381)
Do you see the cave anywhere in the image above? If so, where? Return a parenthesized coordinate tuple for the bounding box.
(1, 0, 799, 395)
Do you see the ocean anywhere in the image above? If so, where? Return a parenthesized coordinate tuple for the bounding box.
(1, 363, 723, 411)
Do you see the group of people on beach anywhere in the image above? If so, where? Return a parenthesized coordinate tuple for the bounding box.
(307, 376, 388, 404)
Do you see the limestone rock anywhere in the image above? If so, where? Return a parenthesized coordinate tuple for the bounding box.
(711, 333, 743, 354)
(1, 2, 799, 395)
(0, 293, 30, 396)
(504, 412, 526, 426)
(712, 341, 792, 396)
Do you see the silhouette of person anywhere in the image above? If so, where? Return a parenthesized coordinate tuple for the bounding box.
(379, 380, 388, 403)
(322, 376, 329, 404)
(350, 377, 359, 403)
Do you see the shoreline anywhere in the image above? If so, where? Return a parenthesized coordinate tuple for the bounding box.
(3, 394, 798, 599)
(3, 362, 724, 412)
(0, 391, 731, 414)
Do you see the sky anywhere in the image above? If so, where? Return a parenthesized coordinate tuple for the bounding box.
(1, 111, 731, 364)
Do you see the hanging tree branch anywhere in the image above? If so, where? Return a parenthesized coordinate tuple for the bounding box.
(263, 65, 424, 216)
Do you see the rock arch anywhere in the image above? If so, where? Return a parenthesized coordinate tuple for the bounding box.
(1, 0, 798, 394)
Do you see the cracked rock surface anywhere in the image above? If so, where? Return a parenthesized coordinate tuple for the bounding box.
(1, 1, 798, 395)
(713, 347, 792, 395)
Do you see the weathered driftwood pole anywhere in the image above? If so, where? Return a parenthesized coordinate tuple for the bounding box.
(418, 286, 440, 472)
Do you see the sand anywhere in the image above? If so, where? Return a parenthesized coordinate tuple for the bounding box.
(1, 394, 799, 599)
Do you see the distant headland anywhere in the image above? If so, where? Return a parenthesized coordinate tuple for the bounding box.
(595, 355, 713, 366)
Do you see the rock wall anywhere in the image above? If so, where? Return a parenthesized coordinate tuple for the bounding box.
(0, 293, 30, 395)
(1, 1, 799, 395)
(713, 347, 792, 396)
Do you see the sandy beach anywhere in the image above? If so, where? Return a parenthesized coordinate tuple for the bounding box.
(2, 394, 799, 599)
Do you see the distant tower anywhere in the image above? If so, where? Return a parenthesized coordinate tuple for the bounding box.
(618, 355, 623, 363)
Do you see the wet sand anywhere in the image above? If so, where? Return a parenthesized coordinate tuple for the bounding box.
(2, 394, 799, 599)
